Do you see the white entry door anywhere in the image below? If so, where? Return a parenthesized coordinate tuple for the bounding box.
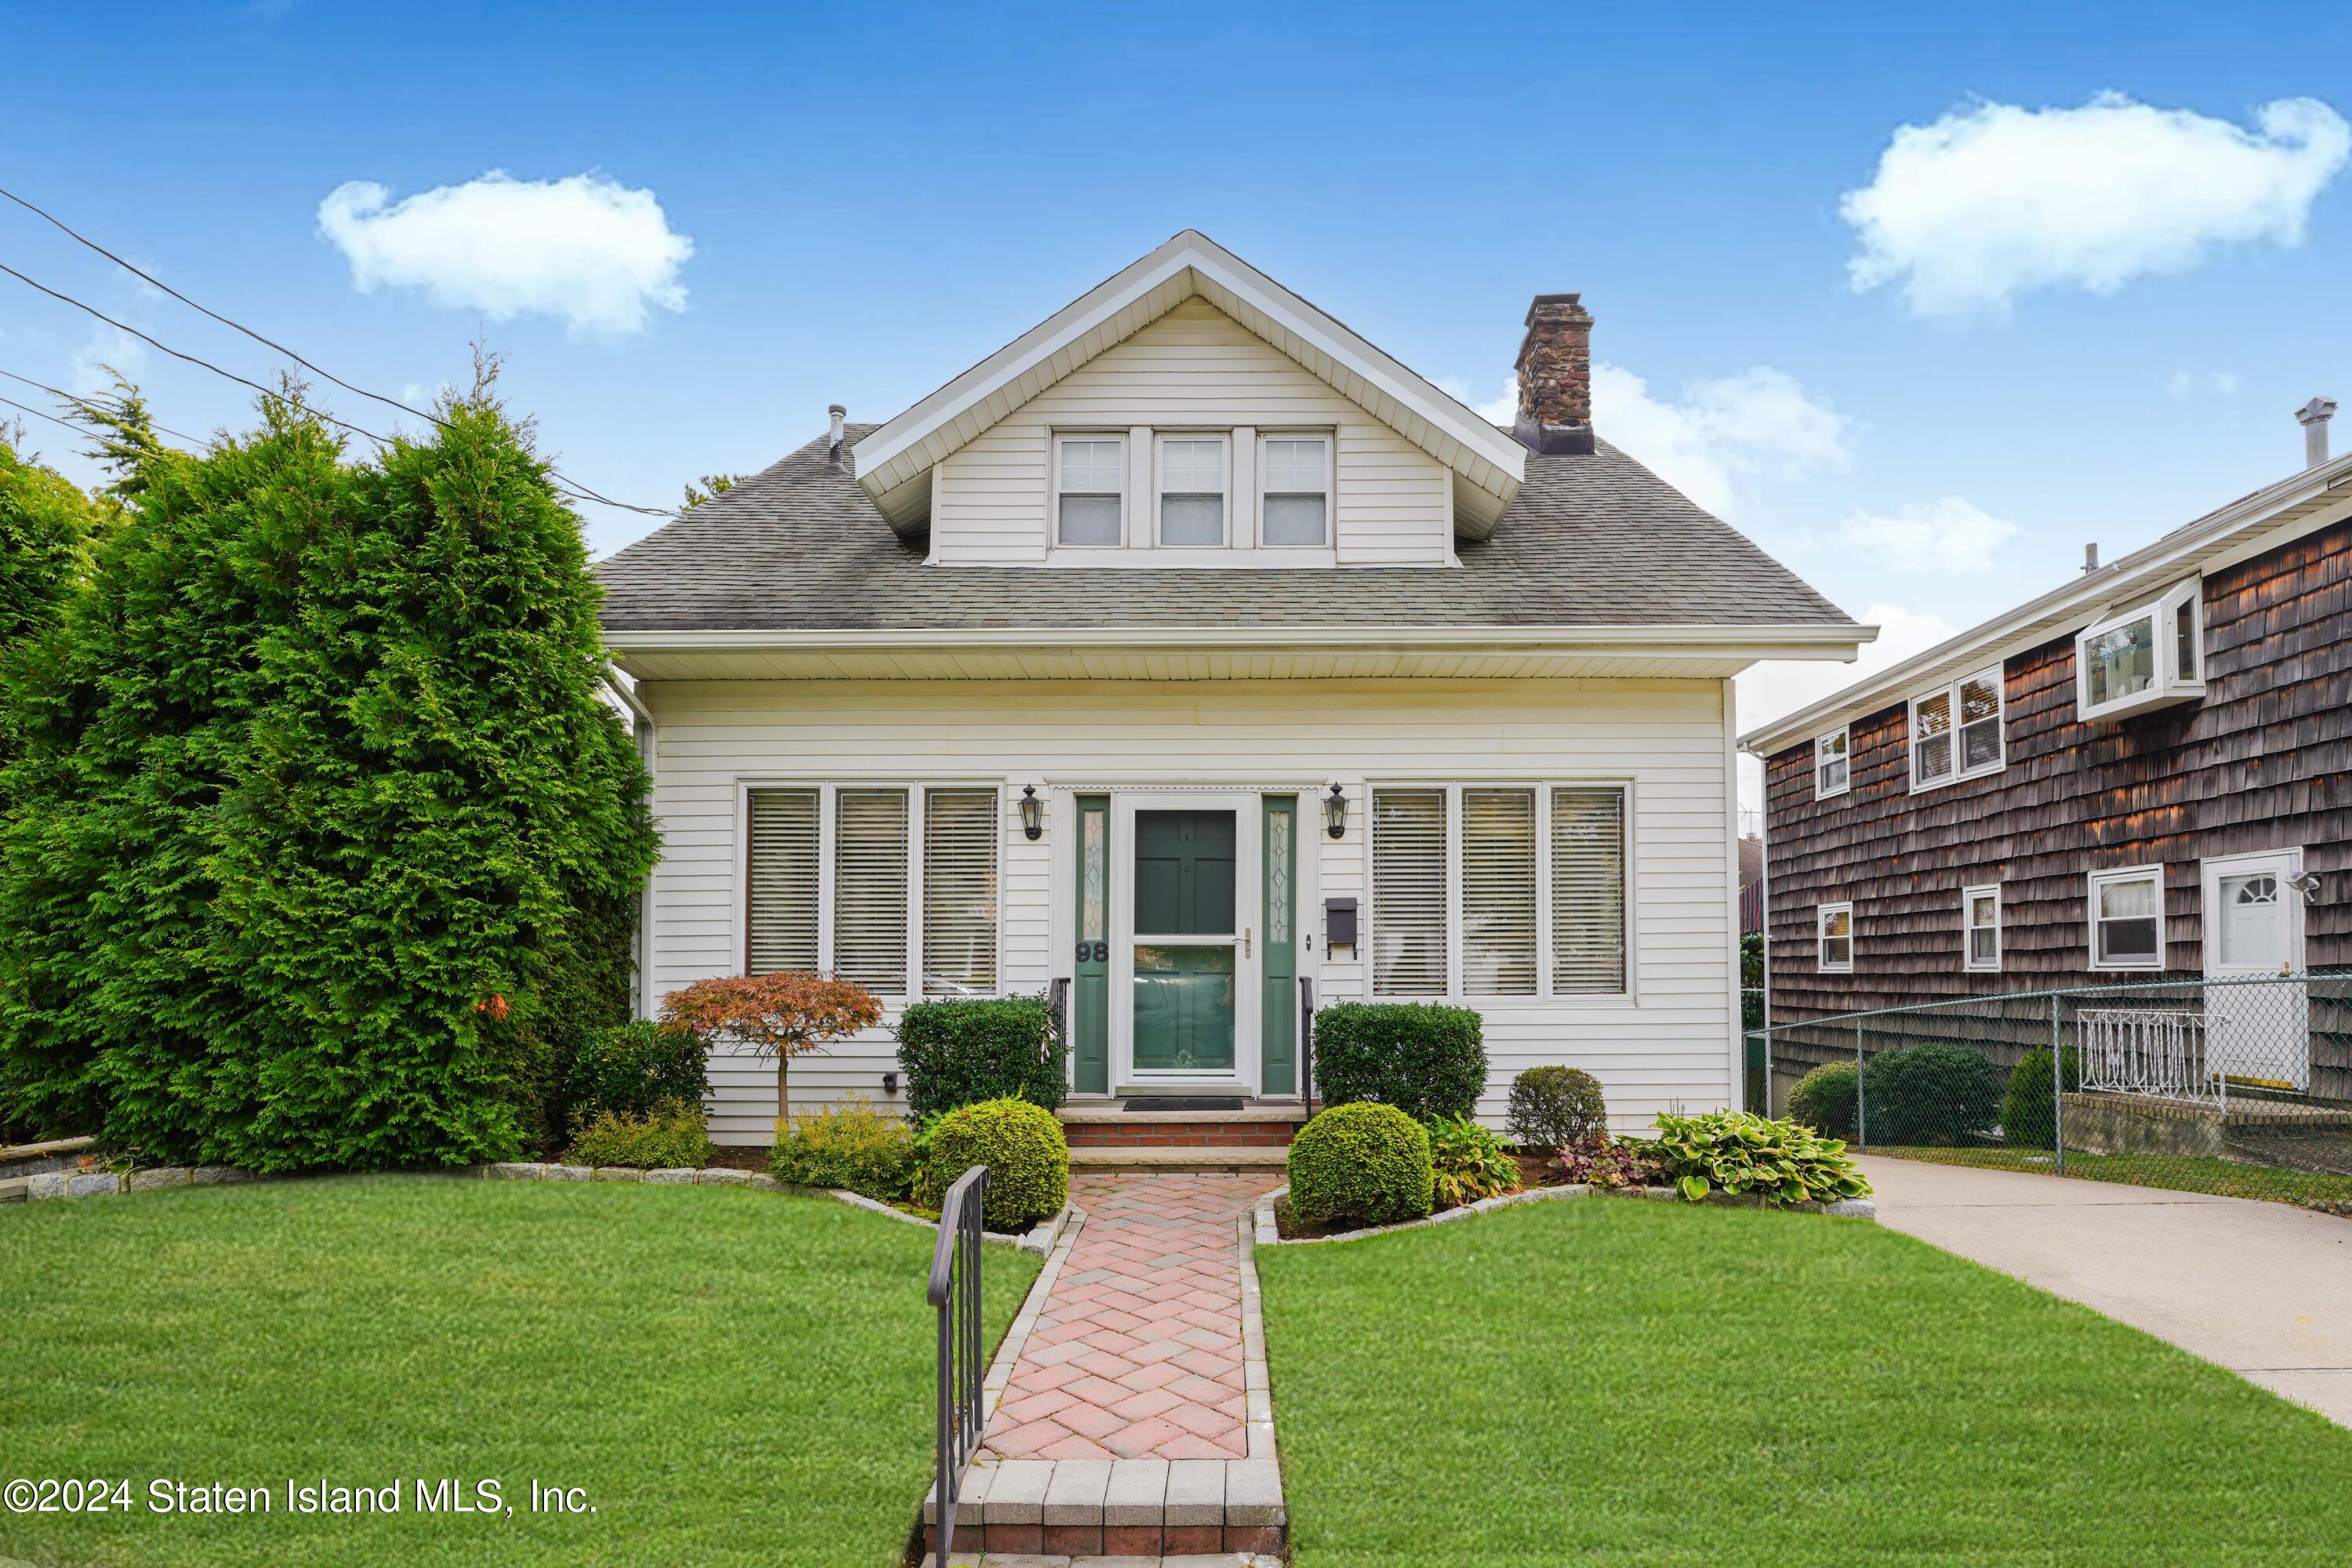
(2201, 849, 2309, 1091)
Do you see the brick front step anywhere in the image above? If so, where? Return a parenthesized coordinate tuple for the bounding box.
(1067, 1146, 1289, 1171)
(1062, 1122, 1298, 1148)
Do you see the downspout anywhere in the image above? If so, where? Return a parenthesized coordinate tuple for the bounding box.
(605, 674, 659, 1021)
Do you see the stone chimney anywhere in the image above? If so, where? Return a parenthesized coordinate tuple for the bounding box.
(2296, 396, 2336, 467)
(1513, 293, 1596, 456)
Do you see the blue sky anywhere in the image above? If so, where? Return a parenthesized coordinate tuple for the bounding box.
(6, 2, 2350, 809)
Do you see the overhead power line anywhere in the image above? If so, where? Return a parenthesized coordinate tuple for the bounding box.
(0, 392, 92, 441)
(0, 366, 209, 448)
(0, 183, 677, 520)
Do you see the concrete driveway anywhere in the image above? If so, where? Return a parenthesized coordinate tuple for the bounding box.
(1859, 1156, 2352, 1426)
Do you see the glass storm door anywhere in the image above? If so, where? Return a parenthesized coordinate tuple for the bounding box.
(2202, 851, 2310, 1091)
(1119, 801, 1261, 1081)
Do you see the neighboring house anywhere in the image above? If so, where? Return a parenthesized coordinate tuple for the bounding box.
(1740, 401, 2350, 1102)
(595, 230, 1865, 1143)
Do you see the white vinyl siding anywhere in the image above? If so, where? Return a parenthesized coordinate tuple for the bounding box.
(1818, 902, 1853, 973)
(643, 677, 1738, 1142)
(929, 298, 1450, 565)
(832, 789, 909, 994)
(924, 789, 1000, 995)
(1552, 787, 1627, 994)
(1462, 788, 1537, 996)
(745, 789, 819, 973)
(1371, 788, 1448, 995)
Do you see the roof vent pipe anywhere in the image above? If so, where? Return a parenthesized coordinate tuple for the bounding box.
(2082, 543, 2100, 575)
(828, 403, 847, 458)
(2296, 396, 2336, 467)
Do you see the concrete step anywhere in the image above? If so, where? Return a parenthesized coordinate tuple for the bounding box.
(1058, 1102, 1305, 1150)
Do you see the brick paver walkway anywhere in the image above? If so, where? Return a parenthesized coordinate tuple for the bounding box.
(980, 1171, 1277, 1463)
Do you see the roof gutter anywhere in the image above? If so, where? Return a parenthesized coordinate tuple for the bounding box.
(1738, 450, 2352, 758)
(605, 621, 1875, 657)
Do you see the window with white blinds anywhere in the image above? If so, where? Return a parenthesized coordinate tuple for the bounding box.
(1371, 789, 1447, 995)
(1462, 789, 1537, 996)
(1551, 787, 1627, 993)
(833, 789, 909, 993)
(923, 789, 999, 996)
(746, 789, 820, 974)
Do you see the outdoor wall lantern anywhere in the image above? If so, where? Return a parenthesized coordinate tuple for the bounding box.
(1323, 782, 1348, 840)
(1019, 785, 1044, 840)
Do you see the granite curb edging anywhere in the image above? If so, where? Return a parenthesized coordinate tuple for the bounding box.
(1253, 1181, 1874, 1245)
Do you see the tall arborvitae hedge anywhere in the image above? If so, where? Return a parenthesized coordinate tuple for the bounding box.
(0, 378, 657, 1168)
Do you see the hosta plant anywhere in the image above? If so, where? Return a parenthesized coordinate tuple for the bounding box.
(1638, 1110, 1870, 1206)
(1425, 1114, 1520, 1208)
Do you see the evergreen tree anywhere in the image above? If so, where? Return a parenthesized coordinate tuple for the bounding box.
(0, 433, 102, 661)
(0, 372, 657, 1167)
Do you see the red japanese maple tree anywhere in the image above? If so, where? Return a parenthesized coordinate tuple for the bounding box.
(660, 971, 883, 1127)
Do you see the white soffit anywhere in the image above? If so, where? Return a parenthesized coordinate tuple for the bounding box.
(850, 230, 1529, 532)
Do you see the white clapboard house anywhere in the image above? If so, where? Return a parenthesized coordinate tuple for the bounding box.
(595, 231, 1867, 1147)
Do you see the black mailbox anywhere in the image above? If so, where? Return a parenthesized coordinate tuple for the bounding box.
(1324, 896, 1358, 948)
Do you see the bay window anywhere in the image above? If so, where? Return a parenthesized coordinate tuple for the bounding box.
(2077, 579, 2205, 721)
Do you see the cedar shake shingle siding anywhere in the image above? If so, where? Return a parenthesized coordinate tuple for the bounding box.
(1762, 516, 2352, 1031)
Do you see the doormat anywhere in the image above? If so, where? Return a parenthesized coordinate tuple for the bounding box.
(1123, 1096, 1247, 1112)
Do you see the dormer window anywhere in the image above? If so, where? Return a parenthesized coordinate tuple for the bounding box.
(1156, 436, 1228, 546)
(1055, 435, 1125, 546)
(1261, 435, 1330, 546)
(2077, 579, 2205, 722)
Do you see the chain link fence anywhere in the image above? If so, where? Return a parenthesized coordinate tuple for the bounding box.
(1748, 971, 2352, 1212)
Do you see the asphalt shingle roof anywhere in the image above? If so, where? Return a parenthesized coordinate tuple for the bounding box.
(593, 423, 1853, 633)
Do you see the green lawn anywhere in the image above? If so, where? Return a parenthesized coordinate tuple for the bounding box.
(1865, 1143, 2352, 1207)
(1258, 1199, 2352, 1567)
(0, 1175, 1038, 1568)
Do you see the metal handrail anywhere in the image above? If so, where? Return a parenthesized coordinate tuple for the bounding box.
(927, 1164, 989, 1563)
(1299, 975, 1316, 1120)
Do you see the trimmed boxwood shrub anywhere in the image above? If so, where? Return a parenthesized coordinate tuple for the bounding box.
(568, 1021, 709, 1130)
(771, 1094, 916, 1201)
(897, 997, 1067, 1120)
(565, 1100, 711, 1170)
(1287, 1102, 1434, 1228)
(1505, 1065, 1607, 1150)
(1788, 1060, 1860, 1139)
(1861, 1044, 2005, 1146)
(2000, 1044, 2082, 1149)
(1312, 1003, 1486, 1123)
(915, 1096, 1069, 1230)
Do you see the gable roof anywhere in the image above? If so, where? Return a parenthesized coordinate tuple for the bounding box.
(1738, 443, 2352, 759)
(849, 230, 1530, 536)
(596, 423, 1864, 655)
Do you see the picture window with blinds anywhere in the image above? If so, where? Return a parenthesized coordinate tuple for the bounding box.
(1369, 782, 1629, 999)
(742, 784, 1001, 998)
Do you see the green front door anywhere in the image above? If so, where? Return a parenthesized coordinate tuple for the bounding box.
(1132, 809, 1238, 1073)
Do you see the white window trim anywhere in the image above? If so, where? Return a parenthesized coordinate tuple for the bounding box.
(1364, 775, 1635, 1005)
(734, 776, 1008, 1000)
(1256, 430, 1334, 550)
(1813, 726, 1850, 800)
(1152, 430, 1232, 549)
(1907, 666, 2005, 793)
(2086, 863, 2166, 972)
(1962, 882, 2001, 974)
(1049, 431, 1127, 550)
(1817, 901, 1853, 974)
(2075, 578, 2206, 723)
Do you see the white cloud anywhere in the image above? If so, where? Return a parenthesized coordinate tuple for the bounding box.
(1827, 495, 2022, 575)
(1842, 93, 2350, 316)
(1733, 602, 1962, 816)
(68, 325, 148, 397)
(2168, 368, 2241, 401)
(318, 172, 693, 337)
